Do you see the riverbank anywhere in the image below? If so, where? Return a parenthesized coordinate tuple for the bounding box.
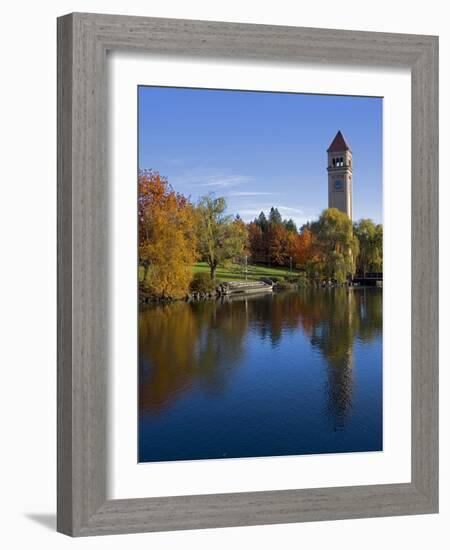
(139, 261, 306, 304)
(139, 261, 382, 304)
(139, 280, 382, 305)
(139, 281, 274, 304)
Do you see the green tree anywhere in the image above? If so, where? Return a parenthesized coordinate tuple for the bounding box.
(310, 208, 358, 282)
(196, 195, 248, 280)
(269, 206, 283, 225)
(255, 211, 269, 233)
(283, 218, 298, 233)
(353, 219, 383, 276)
(374, 223, 383, 271)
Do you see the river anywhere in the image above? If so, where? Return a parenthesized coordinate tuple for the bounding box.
(139, 287, 383, 462)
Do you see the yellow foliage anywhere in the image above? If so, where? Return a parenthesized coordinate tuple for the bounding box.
(139, 170, 197, 298)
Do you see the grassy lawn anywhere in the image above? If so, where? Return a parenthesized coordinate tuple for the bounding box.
(139, 262, 302, 285)
(192, 262, 301, 283)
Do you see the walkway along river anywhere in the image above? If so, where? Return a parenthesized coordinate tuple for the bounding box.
(139, 287, 383, 462)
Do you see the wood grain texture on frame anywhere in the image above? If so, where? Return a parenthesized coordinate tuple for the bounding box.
(57, 12, 438, 536)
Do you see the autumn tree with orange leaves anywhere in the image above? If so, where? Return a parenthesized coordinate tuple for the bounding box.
(247, 222, 265, 263)
(139, 170, 197, 298)
(248, 210, 314, 269)
(294, 228, 314, 266)
(266, 222, 288, 266)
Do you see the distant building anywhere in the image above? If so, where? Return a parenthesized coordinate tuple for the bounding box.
(327, 130, 353, 220)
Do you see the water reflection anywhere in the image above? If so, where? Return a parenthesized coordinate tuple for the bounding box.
(139, 299, 248, 413)
(139, 288, 382, 460)
(297, 289, 382, 428)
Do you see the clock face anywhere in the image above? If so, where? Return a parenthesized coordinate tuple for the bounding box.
(334, 180, 344, 191)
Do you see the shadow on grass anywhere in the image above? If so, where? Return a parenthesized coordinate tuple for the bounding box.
(185, 262, 304, 285)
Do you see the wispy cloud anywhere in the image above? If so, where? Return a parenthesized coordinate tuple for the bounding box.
(276, 206, 305, 215)
(238, 205, 304, 216)
(238, 209, 268, 217)
(165, 156, 187, 167)
(201, 175, 252, 188)
(172, 170, 252, 189)
(236, 204, 313, 228)
(228, 191, 277, 197)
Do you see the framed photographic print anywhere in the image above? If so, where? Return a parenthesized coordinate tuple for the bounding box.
(136, 89, 383, 464)
(57, 13, 438, 536)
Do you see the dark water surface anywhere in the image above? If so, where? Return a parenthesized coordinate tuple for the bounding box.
(139, 287, 382, 462)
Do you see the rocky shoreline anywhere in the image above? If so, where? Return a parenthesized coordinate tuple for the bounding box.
(139, 282, 236, 305)
(140, 280, 293, 305)
(139, 278, 381, 305)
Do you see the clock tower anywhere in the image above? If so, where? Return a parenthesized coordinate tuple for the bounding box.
(327, 130, 352, 220)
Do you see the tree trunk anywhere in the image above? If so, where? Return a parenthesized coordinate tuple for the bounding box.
(142, 262, 150, 284)
(210, 264, 216, 281)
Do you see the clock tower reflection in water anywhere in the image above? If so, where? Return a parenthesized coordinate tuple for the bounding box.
(327, 130, 353, 220)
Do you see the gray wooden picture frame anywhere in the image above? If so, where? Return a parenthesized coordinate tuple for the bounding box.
(57, 12, 439, 537)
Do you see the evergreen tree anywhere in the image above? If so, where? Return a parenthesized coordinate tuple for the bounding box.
(255, 211, 268, 233)
(283, 218, 298, 233)
(269, 206, 283, 225)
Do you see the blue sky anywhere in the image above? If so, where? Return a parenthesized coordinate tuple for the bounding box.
(138, 86, 382, 226)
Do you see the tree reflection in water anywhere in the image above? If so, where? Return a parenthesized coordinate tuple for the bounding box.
(139, 299, 249, 414)
(296, 288, 382, 429)
(139, 288, 382, 428)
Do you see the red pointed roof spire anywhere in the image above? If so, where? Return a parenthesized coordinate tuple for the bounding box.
(327, 130, 351, 153)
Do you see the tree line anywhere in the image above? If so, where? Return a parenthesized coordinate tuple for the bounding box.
(139, 170, 383, 299)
